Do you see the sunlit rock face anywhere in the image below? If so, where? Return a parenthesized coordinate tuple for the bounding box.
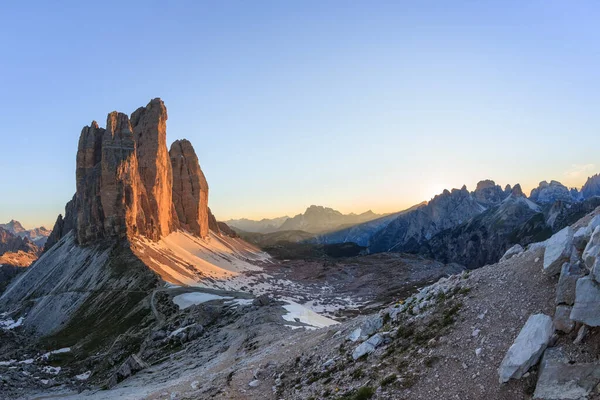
(51, 98, 214, 246)
(131, 98, 178, 240)
(170, 139, 209, 238)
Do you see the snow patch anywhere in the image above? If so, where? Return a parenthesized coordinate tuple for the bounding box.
(282, 301, 339, 329)
(172, 292, 233, 310)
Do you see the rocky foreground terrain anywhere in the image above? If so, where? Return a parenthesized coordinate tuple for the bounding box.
(2, 98, 600, 400)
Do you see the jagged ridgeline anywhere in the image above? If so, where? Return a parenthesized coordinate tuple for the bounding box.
(46, 98, 213, 249)
(0, 98, 225, 347)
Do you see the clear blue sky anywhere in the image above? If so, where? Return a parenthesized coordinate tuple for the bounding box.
(1, 1, 600, 228)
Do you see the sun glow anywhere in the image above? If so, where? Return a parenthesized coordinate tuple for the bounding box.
(424, 183, 449, 201)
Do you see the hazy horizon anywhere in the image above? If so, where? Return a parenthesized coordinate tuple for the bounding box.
(2, 1, 600, 228)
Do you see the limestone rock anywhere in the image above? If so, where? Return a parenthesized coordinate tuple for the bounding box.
(543, 227, 573, 275)
(131, 98, 177, 240)
(46, 98, 217, 248)
(208, 207, 220, 234)
(498, 314, 554, 383)
(573, 227, 589, 251)
(553, 305, 575, 334)
(556, 262, 586, 306)
(533, 348, 600, 399)
(170, 139, 209, 238)
(500, 244, 524, 262)
(352, 333, 383, 360)
(530, 180, 576, 204)
(582, 226, 600, 269)
(107, 354, 149, 388)
(570, 276, 600, 326)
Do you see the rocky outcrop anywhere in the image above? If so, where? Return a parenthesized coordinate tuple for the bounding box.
(47, 98, 215, 247)
(498, 313, 554, 383)
(533, 348, 600, 399)
(170, 139, 209, 238)
(208, 207, 220, 234)
(543, 227, 574, 275)
(131, 98, 177, 240)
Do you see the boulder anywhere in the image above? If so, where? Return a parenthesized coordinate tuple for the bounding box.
(500, 244, 524, 262)
(352, 333, 383, 360)
(533, 348, 600, 399)
(555, 262, 586, 306)
(346, 328, 361, 342)
(107, 354, 149, 388)
(583, 226, 600, 269)
(498, 314, 554, 383)
(359, 315, 383, 340)
(543, 227, 574, 275)
(553, 305, 575, 334)
(573, 227, 590, 251)
(592, 259, 600, 283)
(570, 276, 600, 326)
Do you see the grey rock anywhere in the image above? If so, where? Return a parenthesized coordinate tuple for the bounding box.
(346, 328, 361, 342)
(498, 314, 554, 383)
(553, 305, 575, 334)
(570, 277, 600, 326)
(107, 354, 149, 388)
(573, 227, 590, 251)
(583, 226, 600, 269)
(533, 348, 600, 399)
(574, 325, 589, 345)
(500, 244, 524, 262)
(248, 379, 260, 388)
(543, 227, 574, 275)
(359, 315, 383, 340)
(556, 262, 586, 306)
(352, 333, 383, 360)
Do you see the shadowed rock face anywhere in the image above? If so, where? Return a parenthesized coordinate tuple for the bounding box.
(170, 139, 209, 238)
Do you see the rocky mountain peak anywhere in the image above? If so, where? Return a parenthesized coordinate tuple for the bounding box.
(581, 174, 600, 199)
(170, 139, 209, 238)
(511, 183, 524, 197)
(473, 179, 508, 206)
(50, 99, 214, 246)
(530, 180, 574, 204)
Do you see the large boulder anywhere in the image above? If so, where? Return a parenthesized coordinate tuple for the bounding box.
(352, 333, 383, 360)
(570, 276, 600, 326)
(533, 348, 600, 399)
(498, 314, 554, 383)
(582, 226, 600, 269)
(500, 244, 524, 262)
(556, 262, 586, 306)
(543, 227, 574, 275)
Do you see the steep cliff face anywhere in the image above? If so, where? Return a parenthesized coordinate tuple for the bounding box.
(48, 98, 216, 247)
(131, 99, 177, 240)
(170, 139, 209, 238)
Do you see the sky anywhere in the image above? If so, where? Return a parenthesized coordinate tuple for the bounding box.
(1, 1, 600, 228)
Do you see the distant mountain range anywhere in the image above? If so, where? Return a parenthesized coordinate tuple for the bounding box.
(226, 206, 384, 234)
(0, 220, 51, 248)
(313, 175, 600, 268)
